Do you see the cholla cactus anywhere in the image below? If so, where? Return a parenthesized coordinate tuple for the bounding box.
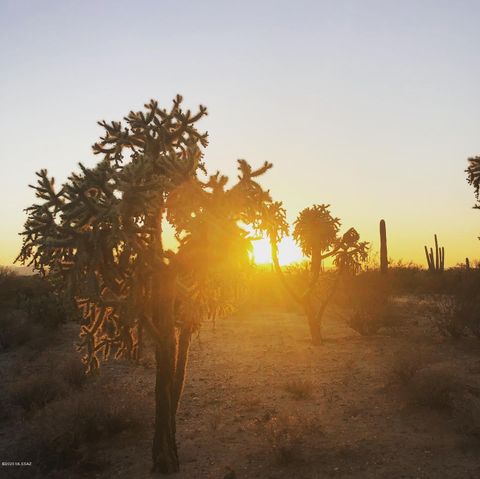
(17, 96, 278, 474)
(265, 203, 368, 344)
(466, 155, 480, 208)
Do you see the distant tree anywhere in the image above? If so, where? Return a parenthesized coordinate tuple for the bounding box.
(16, 96, 276, 474)
(262, 203, 368, 344)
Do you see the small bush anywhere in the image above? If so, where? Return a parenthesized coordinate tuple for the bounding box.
(284, 379, 314, 400)
(343, 273, 394, 335)
(9, 374, 66, 412)
(24, 291, 66, 330)
(427, 275, 480, 339)
(0, 315, 32, 351)
(428, 295, 468, 339)
(263, 414, 322, 466)
(17, 388, 143, 473)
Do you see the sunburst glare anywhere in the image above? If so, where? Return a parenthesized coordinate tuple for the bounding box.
(251, 235, 304, 266)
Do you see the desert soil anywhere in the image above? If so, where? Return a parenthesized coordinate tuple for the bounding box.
(3, 298, 480, 478)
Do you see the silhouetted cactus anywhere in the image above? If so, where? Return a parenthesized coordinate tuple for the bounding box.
(263, 203, 368, 345)
(424, 234, 444, 272)
(380, 219, 388, 274)
(16, 96, 279, 474)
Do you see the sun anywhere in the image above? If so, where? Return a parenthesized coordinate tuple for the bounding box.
(251, 235, 304, 266)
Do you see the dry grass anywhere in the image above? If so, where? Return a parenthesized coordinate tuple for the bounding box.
(263, 414, 322, 465)
(9, 374, 67, 412)
(17, 387, 144, 474)
(284, 379, 314, 400)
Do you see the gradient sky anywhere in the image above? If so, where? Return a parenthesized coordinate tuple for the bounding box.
(2, 0, 480, 267)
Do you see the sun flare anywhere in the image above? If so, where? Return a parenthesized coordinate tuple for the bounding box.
(251, 236, 304, 266)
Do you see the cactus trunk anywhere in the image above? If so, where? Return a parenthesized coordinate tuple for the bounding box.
(424, 234, 445, 273)
(380, 219, 388, 274)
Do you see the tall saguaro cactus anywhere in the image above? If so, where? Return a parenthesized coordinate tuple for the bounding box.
(424, 234, 445, 272)
(379, 219, 388, 274)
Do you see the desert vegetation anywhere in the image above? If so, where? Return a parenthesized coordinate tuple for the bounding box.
(2, 97, 480, 478)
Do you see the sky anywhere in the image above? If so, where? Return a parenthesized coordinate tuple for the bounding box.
(1, 0, 480, 268)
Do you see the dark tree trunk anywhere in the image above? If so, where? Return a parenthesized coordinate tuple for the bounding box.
(151, 270, 180, 474)
(173, 325, 193, 414)
(152, 345, 179, 474)
(304, 274, 341, 346)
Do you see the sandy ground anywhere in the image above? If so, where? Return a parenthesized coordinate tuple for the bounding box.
(3, 299, 480, 478)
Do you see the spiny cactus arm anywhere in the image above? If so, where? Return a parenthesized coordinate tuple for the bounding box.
(314, 272, 342, 323)
(332, 228, 369, 274)
(93, 95, 208, 166)
(424, 245, 432, 270)
(237, 159, 273, 180)
(256, 201, 302, 305)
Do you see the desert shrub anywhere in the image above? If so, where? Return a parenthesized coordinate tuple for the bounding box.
(264, 415, 322, 466)
(343, 272, 394, 335)
(22, 291, 66, 330)
(0, 272, 49, 307)
(364, 265, 480, 296)
(9, 374, 66, 412)
(17, 388, 143, 473)
(0, 310, 35, 350)
(284, 379, 314, 400)
(0, 275, 67, 352)
(428, 295, 468, 338)
(427, 274, 480, 339)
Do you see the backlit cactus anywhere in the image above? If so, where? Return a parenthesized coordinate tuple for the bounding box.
(424, 234, 445, 272)
(380, 219, 388, 274)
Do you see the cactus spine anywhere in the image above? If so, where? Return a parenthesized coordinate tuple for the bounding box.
(380, 219, 388, 274)
(424, 234, 445, 272)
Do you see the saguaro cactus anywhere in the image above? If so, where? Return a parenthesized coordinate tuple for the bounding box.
(380, 219, 388, 274)
(424, 234, 445, 272)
